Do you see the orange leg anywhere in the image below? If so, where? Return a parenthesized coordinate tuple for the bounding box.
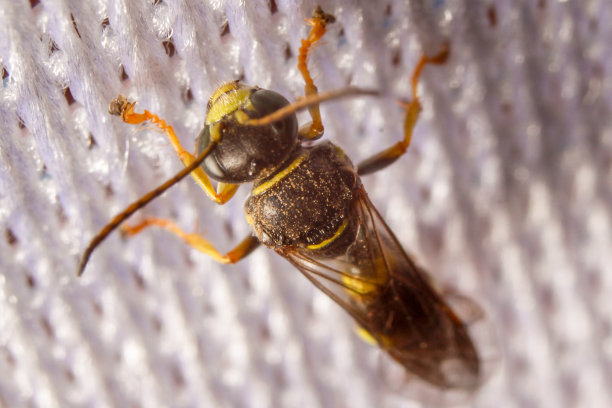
(121, 218, 260, 264)
(109, 95, 238, 204)
(356, 44, 450, 176)
(296, 6, 336, 140)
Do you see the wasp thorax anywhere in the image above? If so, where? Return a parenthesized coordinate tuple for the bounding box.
(196, 83, 299, 183)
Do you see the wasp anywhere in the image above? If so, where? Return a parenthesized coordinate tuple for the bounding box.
(79, 6, 480, 389)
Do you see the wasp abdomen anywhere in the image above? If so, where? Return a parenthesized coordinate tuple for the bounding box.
(246, 142, 358, 251)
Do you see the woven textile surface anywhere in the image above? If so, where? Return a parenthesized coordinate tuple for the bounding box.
(1, 0, 611, 407)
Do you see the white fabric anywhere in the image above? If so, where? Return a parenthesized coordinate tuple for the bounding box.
(0, 0, 610, 407)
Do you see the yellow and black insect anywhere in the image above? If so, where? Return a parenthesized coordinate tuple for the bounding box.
(79, 7, 480, 389)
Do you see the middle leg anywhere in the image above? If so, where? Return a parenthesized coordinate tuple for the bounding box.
(356, 45, 450, 176)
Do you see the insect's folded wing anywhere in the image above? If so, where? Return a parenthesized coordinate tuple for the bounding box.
(279, 189, 480, 389)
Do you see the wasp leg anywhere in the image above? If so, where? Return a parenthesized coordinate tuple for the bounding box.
(356, 45, 450, 176)
(109, 95, 238, 204)
(296, 6, 335, 141)
(121, 218, 260, 264)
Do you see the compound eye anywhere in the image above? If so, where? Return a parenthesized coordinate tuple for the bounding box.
(249, 89, 290, 117)
(195, 126, 225, 181)
(195, 121, 265, 183)
(248, 89, 298, 141)
(205, 82, 253, 125)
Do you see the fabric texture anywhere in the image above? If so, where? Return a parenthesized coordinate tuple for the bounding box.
(0, 0, 610, 407)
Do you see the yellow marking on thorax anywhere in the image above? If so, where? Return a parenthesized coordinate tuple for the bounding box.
(233, 109, 251, 124)
(209, 82, 240, 104)
(252, 154, 307, 196)
(307, 218, 348, 250)
(208, 122, 223, 143)
(206, 88, 252, 125)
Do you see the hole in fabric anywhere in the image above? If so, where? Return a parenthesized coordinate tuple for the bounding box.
(391, 48, 401, 67)
(119, 64, 129, 82)
(88, 133, 97, 149)
(71, 13, 81, 38)
(64, 86, 76, 105)
(163, 39, 176, 57)
(487, 5, 497, 27)
(41, 316, 55, 339)
(6, 228, 17, 245)
(269, 0, 278, 14)
(220, 20, 230, 37)
(49, 39, 60, 54)
(182, 88, 194, 103)
(284, 43, 292, 61)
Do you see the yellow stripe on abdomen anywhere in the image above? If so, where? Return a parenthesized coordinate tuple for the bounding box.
(307, 218, 348, 250)
(252, 154, 307, 196)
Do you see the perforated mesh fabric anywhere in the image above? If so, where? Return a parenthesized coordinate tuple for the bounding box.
(1, 0, 611, 407)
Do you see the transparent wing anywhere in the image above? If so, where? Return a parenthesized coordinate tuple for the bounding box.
(278, 187, 480, 389)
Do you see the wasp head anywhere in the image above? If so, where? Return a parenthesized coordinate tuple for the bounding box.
(196, 81, 299, 183)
